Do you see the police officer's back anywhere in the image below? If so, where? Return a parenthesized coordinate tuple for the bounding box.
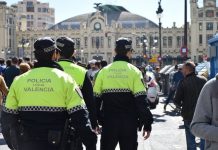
(1, 37, 96, 150)
(94, 38, 153, 150)
(56, 37, 98, 149)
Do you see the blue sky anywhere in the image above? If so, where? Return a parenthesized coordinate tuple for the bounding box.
(6, 0, 203, 28)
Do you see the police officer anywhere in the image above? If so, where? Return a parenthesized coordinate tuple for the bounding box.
(56, 36, 98, 149)
(94, 37, 153, 150)
(1, 37, 97, 150)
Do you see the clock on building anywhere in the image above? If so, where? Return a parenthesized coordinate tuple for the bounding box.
(94, 22, 101, 31)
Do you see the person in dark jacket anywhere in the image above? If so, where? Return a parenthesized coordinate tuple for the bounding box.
(0, 58, 6, 75)
(94, 38, 153, 150)
(174, 61, 207, 150)
(3, 57, 20, 88)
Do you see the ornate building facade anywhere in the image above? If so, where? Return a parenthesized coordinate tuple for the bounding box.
(3, 0, 218, 65)
(0, 1, 16, 59)
(191, 0, 218, 62)
(16, 4, 190, 65)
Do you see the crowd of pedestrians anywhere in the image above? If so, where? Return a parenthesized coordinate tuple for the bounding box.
(0, 36, 217, 150)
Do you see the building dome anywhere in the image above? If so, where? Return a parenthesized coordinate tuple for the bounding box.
(49, 4, 158, 30)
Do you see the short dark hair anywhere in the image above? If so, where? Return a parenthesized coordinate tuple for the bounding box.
(6, 59, 11, 67)
(18, 58, 23, 65)
(100, 60, 108, 68)
(24, 57, 30, 62)
(0, 58, 5, 65)
(184, 61, 196, 72)
(12, 57, 18, 65)
(34, 50, 54, 62)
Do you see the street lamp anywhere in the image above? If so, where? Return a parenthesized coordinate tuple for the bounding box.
(156, 0, 163, 67)
(183, 0, 188, 59)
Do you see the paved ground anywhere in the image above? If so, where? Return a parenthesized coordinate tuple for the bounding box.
(0, 98, 200, 150)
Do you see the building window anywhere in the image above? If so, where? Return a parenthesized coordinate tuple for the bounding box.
(9, 28, 11, 35)
(136, 37, 141, 48)
(92, 37, 95, 48)
(206, 22, 213, 30)
(206, 10, 214, 17)
(199, 23, 203, 31)
(91, 37, 101, 49)
(177, 36, 181, 48)
(198, 12, 203, 18)
(101, 37, 104, 48)
(199, 34, 202, 45)
(9, 39, 12, 48)
(8, 18, 13, 24)
(42, 8, 48, 13)
(26, 1, 34, 12)
(163, 36, 167, 48)
(96, 37, 100, 49)
(38, 8, 41, 12)
(75, 38, 80, 50)
(168, 36, 173, 48)
(108, 37, 111, 48)
(84, 37, 88, 48)
(217, 22, 218, 30)
(216, 12, 218, 17)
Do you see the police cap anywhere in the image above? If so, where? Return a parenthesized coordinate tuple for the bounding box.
(115, 37, 133, 53)
(34, 37, 60, 54)
(34, 37, 60, 61)
(56, 37, 75, 58)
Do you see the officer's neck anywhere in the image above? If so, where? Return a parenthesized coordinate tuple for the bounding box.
(58, 57, 74, 63)
(34, 61, 64, 71)
(114, 55, 130, 63)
